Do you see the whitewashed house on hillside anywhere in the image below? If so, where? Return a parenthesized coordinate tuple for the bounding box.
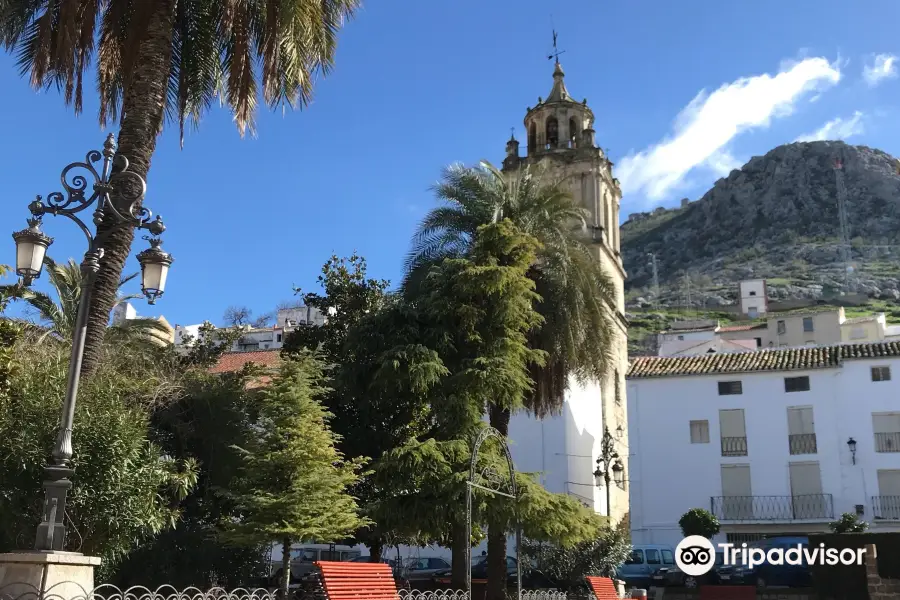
(627, 341, 900, 548)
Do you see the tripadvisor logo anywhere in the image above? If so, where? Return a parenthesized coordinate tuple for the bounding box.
(674, 536, 867, 576)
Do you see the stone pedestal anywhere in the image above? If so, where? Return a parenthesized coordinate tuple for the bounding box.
(0, 552, 100, 600)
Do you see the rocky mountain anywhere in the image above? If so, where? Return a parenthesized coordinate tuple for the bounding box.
(621, 141, 900, 309)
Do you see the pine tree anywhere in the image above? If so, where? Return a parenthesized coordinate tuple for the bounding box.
(222, 352, 368, 598)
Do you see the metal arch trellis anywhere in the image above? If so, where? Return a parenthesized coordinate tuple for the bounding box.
(466, 426, 521, 600)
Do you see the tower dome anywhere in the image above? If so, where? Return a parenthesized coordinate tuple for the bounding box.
(523, 62, 595, 155)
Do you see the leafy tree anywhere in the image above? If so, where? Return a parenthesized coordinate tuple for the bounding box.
(110, 367, 268, 588)
(829, 512, 869, 534)
(520, 520, 632, 591)
(0, 0, 359, 377)
(281, 255, 412, 559)
(282, 254, 390, 359)
(0, 325, 197, 575)
(2, 256, 170, 343)
(404, 161, 617, 416)
(222, 352, 369, 599)
(678, 508, 721, 539)
(415, 219, 545, 597)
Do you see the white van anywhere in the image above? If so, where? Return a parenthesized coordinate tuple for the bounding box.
(269, 543, 361, 586)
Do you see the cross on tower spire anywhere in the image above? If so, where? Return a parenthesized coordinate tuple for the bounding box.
(548, 28, 565, 63)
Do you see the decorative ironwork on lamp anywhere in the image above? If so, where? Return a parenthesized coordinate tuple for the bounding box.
(12, 134, 171, 552)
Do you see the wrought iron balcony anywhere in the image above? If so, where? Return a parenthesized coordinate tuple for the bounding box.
(721, 436, 748, 456)
(872, 496, 900, 520)
(710, 494, 834, 522)
(875, 432, 900, 453)
(789, 433, 818, 455)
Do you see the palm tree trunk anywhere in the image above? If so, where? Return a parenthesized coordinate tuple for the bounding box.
(80, 0, 177, 377)
(487, 404, 511, 600)
(369, 540, 383, 562)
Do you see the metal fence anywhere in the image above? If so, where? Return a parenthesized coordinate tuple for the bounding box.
(0, 585, 278, 600)
(0, 586, 597, 600)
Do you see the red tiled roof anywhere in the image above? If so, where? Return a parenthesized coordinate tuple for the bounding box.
(209, 350, 281, 374)
(716, 323, 767, 332)
(627, 341, 900, 379)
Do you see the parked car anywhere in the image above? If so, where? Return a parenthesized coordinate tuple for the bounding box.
(616, 545, 677, 589)
(651, 551, 726, 588)
(348, 555, 399, 567)
(402, 557, 452, 583)
(716, 536, 811, 589)
(431, 556, 560, 589)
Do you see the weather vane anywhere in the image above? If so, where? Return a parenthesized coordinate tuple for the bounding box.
(548, 23, 565, 63)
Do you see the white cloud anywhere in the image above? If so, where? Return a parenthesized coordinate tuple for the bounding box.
(862, 54, 897, 87)
(794, 111, 864, 142)
(617, 57, 841, 204)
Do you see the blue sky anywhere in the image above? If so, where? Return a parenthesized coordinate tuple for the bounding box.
(1, 0, 900, 328)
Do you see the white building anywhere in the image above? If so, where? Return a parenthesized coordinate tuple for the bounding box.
(739, 279, 768, 318)
(174, 305, 325, 352)
(111, 300, 174, 345)
(627, 341, 900, 548)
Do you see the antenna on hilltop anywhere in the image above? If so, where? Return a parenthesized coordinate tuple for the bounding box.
(548, 18, 565, 63)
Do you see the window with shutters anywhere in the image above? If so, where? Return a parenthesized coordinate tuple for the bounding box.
(777, 320, 786, 335)
(872, 366, 892, 382)
(690, 420, 710, 444)
(787, 406, 817, 455)
(874, 470, 900, 519)
(784, 376, 810, 393)
(873, 413, 900, 453)
(789, 461, 827, 519)
(719, 409, 747, 456)
(718, 381, 743, 395)
(719, 464, 753, 519)
(803, 317, 814, 332)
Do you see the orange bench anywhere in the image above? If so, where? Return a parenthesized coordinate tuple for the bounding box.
(586, 575, 619, 599)
(315, 561, 399, 599)
(699, 586, 755, 600)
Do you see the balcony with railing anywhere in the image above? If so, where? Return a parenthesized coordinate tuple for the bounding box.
(721, 436, 748, 456)
(875, 432, 900, 453)
(872, 496, 900, 520)
(710, 494, 834, 522)
(788, 433, 818, 455)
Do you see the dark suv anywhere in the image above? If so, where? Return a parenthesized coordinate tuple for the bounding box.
(716, 536, 811, 589)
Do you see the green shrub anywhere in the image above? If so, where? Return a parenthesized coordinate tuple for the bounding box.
(678, 508, 720, 539)
(829, 512, 869, 533)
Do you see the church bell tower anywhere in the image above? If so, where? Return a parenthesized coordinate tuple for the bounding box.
(502, 53, 630, 523)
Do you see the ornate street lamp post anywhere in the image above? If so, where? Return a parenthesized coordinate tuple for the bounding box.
(11, 134, 173, 552)
(593, 426, 619, 525)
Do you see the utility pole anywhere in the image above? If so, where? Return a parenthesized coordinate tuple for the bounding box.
(683, 271, 693, 316)
(648, 253, 660, 309)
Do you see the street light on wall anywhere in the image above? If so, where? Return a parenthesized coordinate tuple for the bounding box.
(12, 134, 171, 552)
(847, 437, 857, 465)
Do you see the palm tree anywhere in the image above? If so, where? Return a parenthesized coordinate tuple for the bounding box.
(404, 161, 618, 599)
(0, 0, 359, 375)
(4, 257, 171, 344)
(406, 160, 617, 414)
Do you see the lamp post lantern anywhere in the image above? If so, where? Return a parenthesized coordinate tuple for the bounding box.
(593, 426, 619, 525)
(12, 134, 172, 552)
